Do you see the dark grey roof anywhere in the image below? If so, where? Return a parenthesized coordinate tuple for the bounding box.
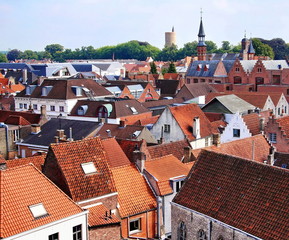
(222, 60, 236, 73)
(198, 19, 205, 37)
(72, 64, 93, 72)
(248, 41, 255, 54)
(0, 63, 33, 71)
(93, 63, 111, 71)
(210, 53, 240, 61)
(186, 60, 219, 77)
(22, 118, 99, 146)
(30, 64, 47, 76)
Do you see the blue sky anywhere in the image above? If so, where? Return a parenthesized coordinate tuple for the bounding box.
(1, 0, 289, 51)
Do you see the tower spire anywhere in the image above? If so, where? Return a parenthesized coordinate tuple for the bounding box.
(197, 9, 207, 61)
(172, 26, 174, 32)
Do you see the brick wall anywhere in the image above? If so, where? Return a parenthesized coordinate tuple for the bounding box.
(89, 225, 121, 240)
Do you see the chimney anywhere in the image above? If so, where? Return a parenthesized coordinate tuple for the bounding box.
(39, 105, 48, 125)
(56, 129, 66, 140)
(67, 127, 74, 141)
(183, 146, 192, 163)
(31, 124, 41, 134)
(259, 118, 265, 132)
(54, 136, 59, 144)
(119, 120, 125, 128)
(106, 129, 111, 138)
(193, 117, 200, 139)
(212, 133, 221, 147)
(267, 146, 276, 166)
(22, 68, 28, 84)
(133, 150, 146, 173)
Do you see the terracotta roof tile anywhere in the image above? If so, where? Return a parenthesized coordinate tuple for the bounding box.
(117, 139, 143, 162)
(173, 150, 289, 240)
(145, 155, 190, 195)
(87, 203, 120, 227)
(242, 113, 260, 135)
(5, 115, 31, 126)
(170, 104, 214, 141)
(191, 134, 270, 163)
(276, 116, 289, 137)
(47, 137, 117, 202)
(0, 164, 83, 238)
(6, 155, 46, 171)
(0, 110, 41, 124)
(111, 164, 156, 218)
(101, 138, 131, 168)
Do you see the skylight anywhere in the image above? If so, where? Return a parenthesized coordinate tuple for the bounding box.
(81, 162, 97, 174)
(130, 107, 138, 114)
(29, 203, 48, 218)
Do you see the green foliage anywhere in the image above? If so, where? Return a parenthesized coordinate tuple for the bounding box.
(259, 38, 288, 60)
(150, 61, 158, 74)
(167, 62, 177, 73)
(156, 44, 178, 61)
(45, 44, 64, 59)
(0, 53, 8, 63)
(7, 49, 22, 61)
(20, 50, 38, 60)
(252, 38, 274, 59)
(205, 41, 218, 53)
(177, 41, 198, 59)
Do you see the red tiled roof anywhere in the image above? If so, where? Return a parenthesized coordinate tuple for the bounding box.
(204, 112, 224, 122)
(170, 104, 214, 141)
(276, 116, 289, 137)
(6, 155, 46, 171)
(111, 164, 156, 218)
(173, 150, 289, 240)
(0, 110, 41, 124)
(134, 115, 159, 126)
(163, 73, 179, 80)
(147, 140, 190, 161)
(0, 164, 83, 238)
(47, 137, 117, 202)
(101, 138, 131, 168)
(243, 113, 260, 135)
(117, 139, 143, 162)
(145, 155, 191, 195)
(191, 134, 270, 163)
(5, 115, 31, 126)
(87, 203, 120, 227)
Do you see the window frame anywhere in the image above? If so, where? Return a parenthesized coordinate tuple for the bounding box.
(50, 105, 55, 111)
(59, 106, 64, 112)
(233, 128, 240, 138)
(164, 124, 170, 133)
(48, 232, 59, 240)
(73, 224, 82, 240)
(129, 218, 141, 234)
(177, 221, 187, 240)
(269, 132, 277, 143)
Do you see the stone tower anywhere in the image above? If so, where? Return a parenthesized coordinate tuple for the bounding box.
(197, 16, 207, 61)
(165, 26, 177, 47)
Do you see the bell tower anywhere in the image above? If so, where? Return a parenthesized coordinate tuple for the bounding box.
(197, 9, 207, 61)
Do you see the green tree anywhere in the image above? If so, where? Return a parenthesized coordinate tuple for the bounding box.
(21, 50, 38, 60)
(156, 44, 178, 61)
(221, 41, 231, 51)
(177, 41, 198, 59)
(150, 61, 158, 74)
(252, 38, 274, 59)
(0, 53, 8, 62)
(45, 44, 64, 59)
(205, 41, 218, 53)
(260, 38, 288, 60)
(167, 62, 177, 73)
(231, 44, 241, 53)
(7, 49, 22, 61)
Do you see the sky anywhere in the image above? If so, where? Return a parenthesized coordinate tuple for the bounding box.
(1, 0, 289, 51)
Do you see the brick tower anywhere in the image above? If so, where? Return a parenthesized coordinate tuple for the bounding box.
(197, 15, 207, 61)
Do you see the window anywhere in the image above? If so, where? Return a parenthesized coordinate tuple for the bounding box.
(13, 129, 20, 142)
(278, 108, 280, 115)
(217, 236, 224, 240)
(177, 221, 186, 240)
(287, 89, 289, 95)
(197, 229, 207, 240)
(50, 105, 55, 111)
(49, 233, 59, 240)
(19, 103, 23, 109)
(269, 133, 277, 143)
(81, 162, 97, 174)
(257, 67, 262, 73)
(59, 106, 64, 112)
(187, 79, 190, 84)
(201, 79, 205, 82)
(233, 129, 240, 137)
(29, 203, 48, 219)
(73, 224, 82, 240)
(205, 137, 209, 147)
(129, 218, 141, 234)
(33, 104, 37, 110)
(164, 124, 170, 133)
(281, 163, 288, 169)
(194, 79, 198, 83)
(175, 180, 184, 192)
(130, 107, 138, 114)
(235, 67, 240, 72)
(24, 103, 27, 109)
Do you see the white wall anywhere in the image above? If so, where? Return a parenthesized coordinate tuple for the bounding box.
(275, 94, 289, 117)
(221, 113, 251, 143)
(5, 212, 88, 240)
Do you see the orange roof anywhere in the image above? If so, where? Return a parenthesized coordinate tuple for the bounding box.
(163, 73, 179, 80)
(46, 137, 117, 202)
(170, 104, 214, 141)
(5, 115, 31, 126)
(276, 116, 289, 137)
(87, 203, 120, 227)
(111, 164, 156, 218)
(145, 155, 191, 196)
(101, 138, 131, 168)
(191, 134, 270, 163)
(243, 113, 260, 135)
(0, 164, 83, 238)
(134, 115, 159, 126)
(6, 154, 46, 171)
(10, 83, 25, 92)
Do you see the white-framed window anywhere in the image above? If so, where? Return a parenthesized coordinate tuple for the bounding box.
(59, 106, 64, 112)
(50, 105, 55, 111)
(19, 103, 23, 109)
(81, 162, 97, 174)
(33, 104, 37, 110)
(73, 224, 82, 240)
(175, 180, 184, 192)
(48, 233, 59, 240)
(23, 103, 27, 109)
(269, 133, 277, 143)
(13, 129, 20, 142)
(233, 128, 240, 137)
(29, 203, 48, 219)
(164, 124, 170, 133)
(129, 218, 141, 234)
(178, 221, 186, 240)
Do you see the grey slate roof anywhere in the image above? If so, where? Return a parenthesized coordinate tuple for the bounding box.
(248, 41, 255, 54)
(198, 19, 205, 37)
(22, 118, 99, 146)
(240, 60, 257, 73)
(262, 60, 289, 70)
(72, 64, 93, 72)
(186, 60, 219, 77)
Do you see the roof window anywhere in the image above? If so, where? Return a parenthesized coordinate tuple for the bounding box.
(130, 106, 138, 114)
(42, 86, 53, 96)
(81, 162, 97, 174)
(29, 203, 48, 218)
(71, 86, 82, 96)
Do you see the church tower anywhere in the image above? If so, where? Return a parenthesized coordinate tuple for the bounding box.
(165, 26, 177, 47)
(197, 13, 207, 61)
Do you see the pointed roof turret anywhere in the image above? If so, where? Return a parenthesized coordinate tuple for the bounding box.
(248, 40, 255, 54)
(198, 19, 205, 37)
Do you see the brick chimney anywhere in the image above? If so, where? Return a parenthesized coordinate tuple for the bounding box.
(193, 117, 200, 139)
(183, 146, 192, 163)
(267, 146, 276, 166)
(133, 150, 146, 173)
(31, 124, 41, 134)
(259, 118, 265, 132)
(212, 133, 221, 147)
(39, 105, 48, 125)
(56, 129, 66, 140)
(119, 120, 125, 128)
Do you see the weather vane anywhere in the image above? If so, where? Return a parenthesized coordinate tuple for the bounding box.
(200, 8, 203, 19)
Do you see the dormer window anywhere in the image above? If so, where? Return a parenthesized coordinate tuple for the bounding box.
(197, 64, 202, 71)
(29, 203, 48, 219)
(204, 64, 209, 71)
(71, 86, 82, 96)
(77, 105, 88, 116)
(26, 85, 36, 95)
(42, 86, 53, 96)
(81, 162, 97, 174)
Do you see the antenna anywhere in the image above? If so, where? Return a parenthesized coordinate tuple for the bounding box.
(200, 8, 203, 19)
(244, 30, 247, 38)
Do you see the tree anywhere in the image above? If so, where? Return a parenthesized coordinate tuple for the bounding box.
(45, 44, 64, 59)
(259, 38, 288, 60)
(156, 44, 178, 61)
(221, 41, 231, 51)
(150, 61, 157, 74)
(205, 41, 218, 53)
(231, 44, 241, 53)
(20, 50, 38, 60)
(177, 41, 198, 59)
(7, 49, 22, 61)
(167, 62, 177, 73)
(252, 38, 274, 59)
(0, 53, 8, 63)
